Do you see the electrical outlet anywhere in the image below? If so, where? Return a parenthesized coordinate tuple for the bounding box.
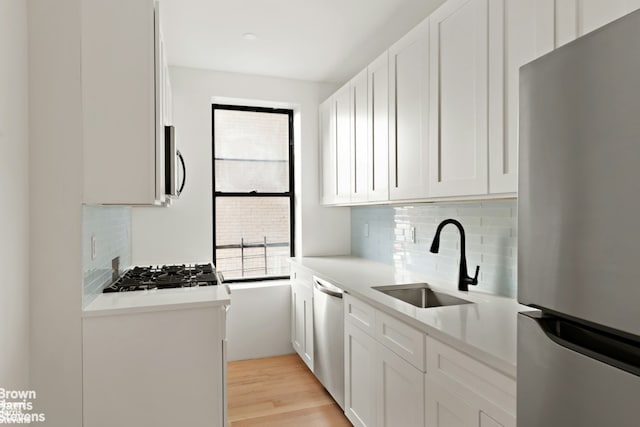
(410, 226, 416, 244)
(364, 223, 369, 237)
(91, 235, 97, 260)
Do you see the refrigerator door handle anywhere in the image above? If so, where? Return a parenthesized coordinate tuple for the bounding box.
(527, 312, 640, 376)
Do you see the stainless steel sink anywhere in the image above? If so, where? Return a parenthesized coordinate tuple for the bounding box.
(373, 283, 472, 308)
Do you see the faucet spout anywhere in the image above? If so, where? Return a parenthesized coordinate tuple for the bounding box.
(430, 219, 479, 292)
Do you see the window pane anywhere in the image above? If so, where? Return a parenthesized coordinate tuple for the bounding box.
(214, 109, 289, 192)
(215, 197, 290, 280)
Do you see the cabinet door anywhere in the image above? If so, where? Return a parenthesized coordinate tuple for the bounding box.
(319, 98, 337, 205)
(367, 51, 390, 202)
(489, 0, 555, 194)
(83, 307, 226, 427)
(335, 84, 352, 204)
(425, 375, 514, 427)
(82, 0, 160, 205)
(556, 0, 640, 47)
(291, 282, 304, 355)
(377, 343, 425, 427)
(291, 281, 313, 370)
(389, 19, 430, 201)
(345, 322, 377, 427)
(425, 376, 476, 427)
(429, 0, 488, 197)
(155, 10, 167, 203)
(351, 69, 369, 203)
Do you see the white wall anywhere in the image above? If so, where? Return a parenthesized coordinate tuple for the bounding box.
(226, 282, 293, 361)
(132, 66, 350, 264)
(131, 66, 350, 361)
(0, 0, 30, 390)
(28, 0, 84, 425)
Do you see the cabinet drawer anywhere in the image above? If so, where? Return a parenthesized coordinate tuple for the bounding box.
(344, 294, 375, 335)
(375, 311, 425, 372)
(426, 336, 516, 417)
(290, 264, 313, 287)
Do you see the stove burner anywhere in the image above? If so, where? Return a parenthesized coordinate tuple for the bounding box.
(103, 263, 218, 293)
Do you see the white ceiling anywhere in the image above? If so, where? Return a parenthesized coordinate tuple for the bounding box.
(160, 0, 446, 83)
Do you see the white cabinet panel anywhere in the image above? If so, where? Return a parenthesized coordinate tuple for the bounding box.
(345, 321, 377, 427)
(82, 0, 169, 205)
(291, 280, 313, 370)
(367, 51, 390, 202)
(351, 69, 369, 203)
(426, 375, 476, 427)
(377, 343, 425, 427)
(83, 306, 226, 427)
(319, 98, 337, 205)
(344, 295, 425, 427)
(425, 336, 516, 427)
(429, 0, 488, 197)
(556, 0, 640, 47)
(375, 310, 425, 372)
(344, 293, 376, 335)
(489, 0, 555, 194)
(335, 84, 352, 204)
(292, 287, 304, 354)
(389, 20, 430, 200)
(579, 0, 640, 35)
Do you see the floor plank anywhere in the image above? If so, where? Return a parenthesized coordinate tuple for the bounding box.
(228, 354, 351, 427)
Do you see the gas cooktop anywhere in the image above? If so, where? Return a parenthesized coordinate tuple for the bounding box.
(103, 263, 218, 293)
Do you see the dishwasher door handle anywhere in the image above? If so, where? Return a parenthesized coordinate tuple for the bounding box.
(313, 278, 343, 299)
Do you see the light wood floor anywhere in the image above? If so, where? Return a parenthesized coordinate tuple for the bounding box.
(227, 354, 352, 427)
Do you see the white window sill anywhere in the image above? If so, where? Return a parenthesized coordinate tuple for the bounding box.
(227, 279, 291, 291)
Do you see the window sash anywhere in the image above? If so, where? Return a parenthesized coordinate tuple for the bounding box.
(212, 104, 295, 283)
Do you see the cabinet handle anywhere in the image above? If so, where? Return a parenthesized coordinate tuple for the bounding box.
(177, 150, 186, 195)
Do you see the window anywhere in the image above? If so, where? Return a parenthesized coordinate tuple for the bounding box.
(212, 104, 294, 282)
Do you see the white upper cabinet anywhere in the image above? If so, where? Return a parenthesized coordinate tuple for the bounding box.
(351, 69, 369, 203)
(367, 51, 390, 202)
(335, 83, 353, 204)
(429, 0, 489, 197)
(82, 0, 170, 205)
(319, 98, 337, 205)
(319, 0, 640, 205)
(389, 20, 430, 201)
(556, 0, 640, 47)
(489, 0, 555, 194)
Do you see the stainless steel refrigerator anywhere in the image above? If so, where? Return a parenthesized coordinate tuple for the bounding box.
(518, 9, 640, 427)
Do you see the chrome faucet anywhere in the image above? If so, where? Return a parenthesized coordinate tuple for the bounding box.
(430, 219, 479, 292)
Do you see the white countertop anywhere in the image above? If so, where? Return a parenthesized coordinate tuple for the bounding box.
(292, 256, 531, 378)
(82, 285, 231, 317)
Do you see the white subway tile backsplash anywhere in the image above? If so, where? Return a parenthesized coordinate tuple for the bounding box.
(351, 200, 518, 297)
(82, 205, 131, 308)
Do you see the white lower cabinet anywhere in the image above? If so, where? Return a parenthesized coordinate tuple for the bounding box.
(345, 321, 377, 427)
(291, 274, 314, 371)
(83, 305, 227, 427)
(343, 295, 516, 427)
(377, 343, 425, 427)
(425, 376, 477, 427)
(425, 375, 513, 427)
(344, 295, 425, 427)
(425, 337, 516, 427)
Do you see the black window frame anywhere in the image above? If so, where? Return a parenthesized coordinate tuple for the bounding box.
(211, 104, 295, 283)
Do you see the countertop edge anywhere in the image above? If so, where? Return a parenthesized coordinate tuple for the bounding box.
(82, 286, 231, 318)
(82, 297, 230, 318)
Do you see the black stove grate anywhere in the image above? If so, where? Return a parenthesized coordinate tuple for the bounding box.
(103, 263, 218, 293)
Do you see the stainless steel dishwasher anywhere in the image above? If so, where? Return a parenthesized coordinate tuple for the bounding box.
(312, 276, 344, 410)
